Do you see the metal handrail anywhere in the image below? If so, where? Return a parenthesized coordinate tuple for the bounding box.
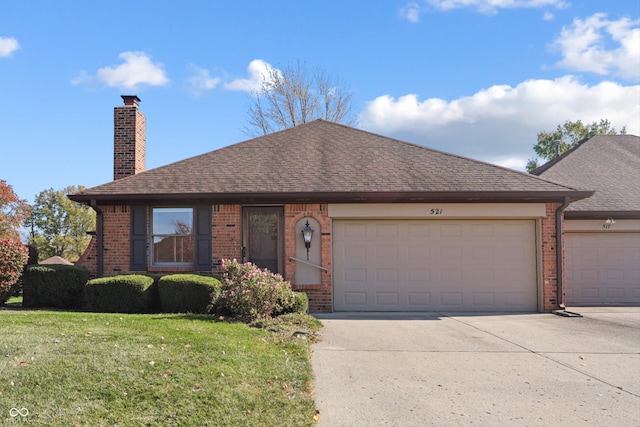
(289, 256, 329, 271)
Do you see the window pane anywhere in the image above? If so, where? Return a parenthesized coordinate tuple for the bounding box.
(153, 208, 193, 235)
(153, 236, 194, 263)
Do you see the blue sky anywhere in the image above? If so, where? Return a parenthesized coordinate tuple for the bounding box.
(1, 0, 639, 204)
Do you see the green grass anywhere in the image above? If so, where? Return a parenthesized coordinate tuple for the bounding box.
(4, 295, 22, 306)
(0, 310, 321, 426)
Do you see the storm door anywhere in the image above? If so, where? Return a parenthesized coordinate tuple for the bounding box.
(242, 207, 284, 274)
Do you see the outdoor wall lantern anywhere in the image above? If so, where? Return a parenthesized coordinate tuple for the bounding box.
(603, 217, 616, 229)
(301, 220, 314, 260)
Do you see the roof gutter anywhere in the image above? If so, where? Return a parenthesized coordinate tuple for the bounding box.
(90, 200, 104, 277)
(555, 196, 571, 309)
(69, 190, 594, 205)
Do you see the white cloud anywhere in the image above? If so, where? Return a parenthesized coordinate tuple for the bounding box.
(400, 2, 422, 23)
(543, 12, 555, 21)
(400, 0, 567, 21)
(425, 0, 567, 14)
(551, 14, 640, 82)
(76, 51, 170, 89)
(0, 36, 20, 57)
(224, 59, 273, 92)
(185, 64, 221, 95)
(359, 76, 640, 170)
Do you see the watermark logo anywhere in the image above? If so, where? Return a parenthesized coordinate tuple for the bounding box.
(9, 407, 29, 421)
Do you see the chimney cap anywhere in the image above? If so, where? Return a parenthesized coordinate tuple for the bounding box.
(121, 95, 141, 106)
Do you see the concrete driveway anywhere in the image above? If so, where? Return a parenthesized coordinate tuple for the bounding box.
(311, 307, 640, 427)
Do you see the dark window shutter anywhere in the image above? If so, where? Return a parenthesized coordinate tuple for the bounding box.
(195, 206, 212, 271)
(130, 206, 147, 271)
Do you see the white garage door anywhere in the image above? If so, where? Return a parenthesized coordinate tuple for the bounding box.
(566, 232, 640, 305)
(333, 219, 538, 312)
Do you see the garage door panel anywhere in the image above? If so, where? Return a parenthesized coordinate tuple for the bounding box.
(408, 244, 430, 260)
(407, 223, 431, 236)
(440, 224, 462, 236)
(441, 292, 463, 306)
(334, 219, 537, 311)
(440, 246, 463, 261)
(566, 232, 640, 305)
(408, 268, 430, 282)
(472, 292, 495, 306)
(408, 292, 431, 306)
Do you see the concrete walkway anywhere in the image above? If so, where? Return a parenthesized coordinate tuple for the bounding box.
(311, 307, 640, 427)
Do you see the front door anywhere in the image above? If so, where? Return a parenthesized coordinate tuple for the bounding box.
(242, 207, 284, 274)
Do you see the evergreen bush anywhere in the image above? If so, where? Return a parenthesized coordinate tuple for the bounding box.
(22, 264, 89, 308)
(85, 274, 156, 313)
(158, 274, 221, 314)
(276, 291, 309, 315)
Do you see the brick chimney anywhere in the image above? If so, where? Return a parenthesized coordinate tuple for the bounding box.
(113, 95, 146, 180)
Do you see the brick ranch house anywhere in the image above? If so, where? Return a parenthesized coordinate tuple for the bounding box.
(69, 96, 593, 313)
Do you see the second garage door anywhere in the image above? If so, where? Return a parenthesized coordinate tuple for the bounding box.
(333, 219, 538, 312)
(565, 232, 640, 305)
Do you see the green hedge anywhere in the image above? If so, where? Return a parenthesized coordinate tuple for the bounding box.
(85, 275, 156, 313)
(22, 265, 89, 309)
(277, 291, 309, 315)
(158, 274, 221, 314)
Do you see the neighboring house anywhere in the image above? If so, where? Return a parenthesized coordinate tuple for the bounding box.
(39, 256, 73, 265)
(532, 135, 640, 306)
(69, 96, 592, 313)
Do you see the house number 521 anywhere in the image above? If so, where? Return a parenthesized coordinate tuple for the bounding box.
(430, 209, 443, 215)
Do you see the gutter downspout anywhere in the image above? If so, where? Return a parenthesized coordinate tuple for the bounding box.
(555, 196, 570, 309)
(90, 200, 104, 277)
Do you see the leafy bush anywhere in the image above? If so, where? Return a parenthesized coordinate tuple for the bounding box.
(22, 264, 89, 308)
(276, 291, 309, 315)
(0, 239, 28, 304)
(158, 274, 221, 314)
(219, 259, 295, 322)
(85, 274, 156, 313)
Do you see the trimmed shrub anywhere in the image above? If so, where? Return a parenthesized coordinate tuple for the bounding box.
(219, 259, 295, 322)
(276, 291, 309, 315)
(22, 264, 89, 308)
(158, 274, 221, 314)
(0, 239, 29, 304)
(85, 274, 156, 313)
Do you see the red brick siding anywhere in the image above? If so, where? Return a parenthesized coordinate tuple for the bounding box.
(114, 105, 146, 180)
(102, 205, 133, 275)
(75, 202, 563, 313)
(75, 235, 97, 277)
(211, 204, 242, 272)
(541, 202, 563, 311)
(284, 204, 333, 312)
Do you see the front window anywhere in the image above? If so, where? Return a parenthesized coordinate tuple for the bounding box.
(152, 207, 194, 264)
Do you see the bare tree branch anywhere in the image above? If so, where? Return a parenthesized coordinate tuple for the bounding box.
(245, 62, 355, 136)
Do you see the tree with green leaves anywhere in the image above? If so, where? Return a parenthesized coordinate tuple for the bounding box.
(27, 186, 96, 262)
(0, 179, 30, 241)
(245, 62, 356, 136)
(526, 119, 626, 172)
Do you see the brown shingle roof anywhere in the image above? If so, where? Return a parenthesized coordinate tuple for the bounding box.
(532, 134, 640, 217)
(70, 120, 590, 204)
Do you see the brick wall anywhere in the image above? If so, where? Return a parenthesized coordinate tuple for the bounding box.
(102, 205, 133, 275)
(75, 234, 97, 277)
(284, 204, 333, 312)
(541, 202, 563, 311)
(75, 201, 564, 313)
(75, 205, 133, 277)
(114, 101, 146, 180)
(211, 204, 242, 272)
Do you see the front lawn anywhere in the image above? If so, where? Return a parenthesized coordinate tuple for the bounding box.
(0, 310, 321, 426)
